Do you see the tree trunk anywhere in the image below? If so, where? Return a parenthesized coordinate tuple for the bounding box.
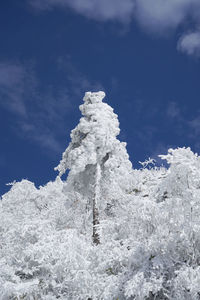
(92, 163, 101, 245)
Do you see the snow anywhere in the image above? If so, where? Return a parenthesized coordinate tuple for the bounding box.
(1, 92, 200, 299)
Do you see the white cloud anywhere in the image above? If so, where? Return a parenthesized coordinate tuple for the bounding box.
(30, 0, 135, 22)
(134, 0, 192, 34)
(28, 0, 200, 30)
(177, 31, 200, 57)
(28, 0, 200, 57)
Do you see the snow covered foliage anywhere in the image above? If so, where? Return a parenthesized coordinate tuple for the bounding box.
(1, 92, 200, 299)
(55, 91, 121, 175)
(55, 91, 132, 197)
(55, 92, 133, 244)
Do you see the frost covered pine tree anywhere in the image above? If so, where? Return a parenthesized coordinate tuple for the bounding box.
(55, 91, 132, 245)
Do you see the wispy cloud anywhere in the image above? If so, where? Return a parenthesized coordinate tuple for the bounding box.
(29, 0, 135, 23)
(28, 0, 200, 58)
(177, 31, 200, 57)
(188, 115, 200, 136)
(167, 101, 181, 119)
(0, 62, 35, 116)
(135, 0, 195, 34)
(0, 59, 103, 154)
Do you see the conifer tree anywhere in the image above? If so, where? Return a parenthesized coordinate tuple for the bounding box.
(55, 91, 132, 244)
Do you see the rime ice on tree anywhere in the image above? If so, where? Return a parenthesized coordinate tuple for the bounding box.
(55, 91, 132, 244)
(3, 94, 200, 298)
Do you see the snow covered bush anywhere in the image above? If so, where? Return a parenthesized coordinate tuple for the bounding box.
(1, 92, 200, 299)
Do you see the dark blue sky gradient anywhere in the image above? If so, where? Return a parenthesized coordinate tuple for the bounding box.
(1, 0, 200, 195)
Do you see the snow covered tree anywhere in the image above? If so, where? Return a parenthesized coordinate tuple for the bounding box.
(55, 91, 132, 244)
(3, 112, 200, 298)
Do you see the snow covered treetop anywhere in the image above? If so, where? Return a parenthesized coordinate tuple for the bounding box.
(83, 91, 105, 104)
(55, 91, 125, 176)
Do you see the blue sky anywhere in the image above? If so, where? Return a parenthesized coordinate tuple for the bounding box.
(1, 0, 200, 195)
